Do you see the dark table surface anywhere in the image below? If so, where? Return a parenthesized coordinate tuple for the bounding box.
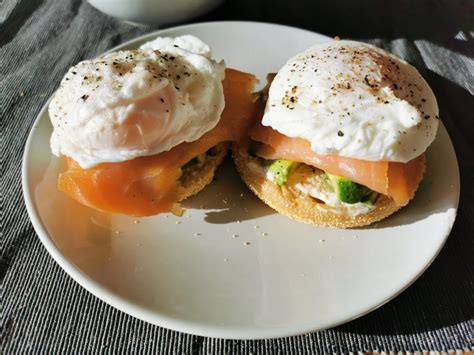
(2, 0, 473, 353)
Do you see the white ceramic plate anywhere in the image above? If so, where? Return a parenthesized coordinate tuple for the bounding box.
(22, 22, 460, 339)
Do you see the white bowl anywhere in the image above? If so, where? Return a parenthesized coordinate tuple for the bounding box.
(88, 0, 222, 25)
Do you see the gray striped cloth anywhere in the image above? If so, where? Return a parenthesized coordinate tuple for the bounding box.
(2, 0, 473, 353)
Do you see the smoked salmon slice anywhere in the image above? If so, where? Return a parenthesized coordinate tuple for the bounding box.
(251, 123, 425, 206)
(58, 69, 261, 216)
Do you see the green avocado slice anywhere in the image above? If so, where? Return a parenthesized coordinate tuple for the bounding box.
(327, 174, 378, 204)
(182, 153, 206, 170)
(266, 159, 299, 186)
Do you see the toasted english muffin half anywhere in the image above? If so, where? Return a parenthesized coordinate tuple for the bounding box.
(232, 141, 425, 228)
(177, 142, 229, 202)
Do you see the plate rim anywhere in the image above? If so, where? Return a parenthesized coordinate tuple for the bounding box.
(21, 20, 460, 339)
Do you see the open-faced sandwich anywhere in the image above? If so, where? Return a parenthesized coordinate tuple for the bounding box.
(233, 40, 439, 228)
(50, 35, 260, 216)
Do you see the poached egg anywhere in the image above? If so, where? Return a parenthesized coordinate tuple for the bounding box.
(50, 35, 225, 168)
(262, 40, 439, 163)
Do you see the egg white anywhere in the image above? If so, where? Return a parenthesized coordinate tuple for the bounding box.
(262, 40, 439, 163)
(49, 36, 225, 168)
